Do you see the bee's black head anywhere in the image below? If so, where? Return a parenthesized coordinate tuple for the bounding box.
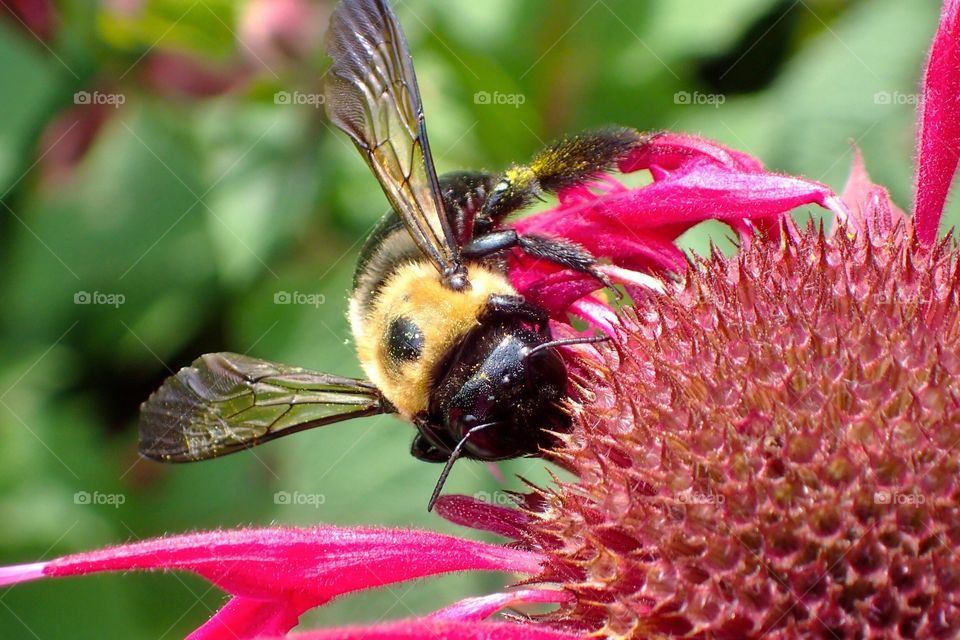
(424, 321, 569, 461)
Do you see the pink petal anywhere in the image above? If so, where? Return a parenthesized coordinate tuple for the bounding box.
(567, 297, 623, 335)
(913, 0, 960, 244)
(275, 620, 583, 640)
(619, 131, 765, 174)
(0, 562, 45, 587)
(508, 133, 846, 320)
(430, 589, 571, 621)
(1, 526, 544, 639)
(434, 495, 534, 540)
(188, 597, 301, 640)
(40, 526, 542, 589)
(518, 159, 846, 236)
(840, 145, 906, 238)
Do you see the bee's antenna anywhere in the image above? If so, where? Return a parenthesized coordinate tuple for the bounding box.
(525, 334, 610, 359)
(427, 421, 502, 512)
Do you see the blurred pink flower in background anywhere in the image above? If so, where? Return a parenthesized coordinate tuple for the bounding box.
(0, 0, 57, 41)
(240, 0, 328, 70)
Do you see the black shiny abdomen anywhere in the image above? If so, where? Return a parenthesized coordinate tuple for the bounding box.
(420, 322, 568, 460)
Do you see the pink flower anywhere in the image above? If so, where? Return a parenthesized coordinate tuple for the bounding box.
(507, 131, 846, 330)
(4, 1, 960, 638)
(0, 135, 845, 640)
(0, 132, 842, 640)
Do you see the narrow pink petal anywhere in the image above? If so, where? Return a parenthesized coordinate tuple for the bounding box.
(914, 0, 960, 244)
(508, 133, 846, 321)
(567, 298, 622, 335)
(38, 527, 543, 600)
(842, 145, 878, 212)
(518, 272, 612, 319)
(430, 589, 571, 621)
(188, 597, 301, 640)
(620, 131, 765, 174)
(275, 620, 583, 640)
(840, 146, 906, 238)
(0, 561, 47, 587)
(434, 495, 534, 540)
(0, 526, 545, 637)
(519, 160, 845, 234)
(599, 265, 665, 293)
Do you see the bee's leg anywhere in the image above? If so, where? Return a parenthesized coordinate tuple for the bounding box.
(481, 127, 651, 222)
(516, 234, 617, 294)
(463, 230, 615, 294)
(485, 293, 550, 335)
(438, 170, 498, 243)
(410, 433, 449, 463)
(461, 229, 519, 259)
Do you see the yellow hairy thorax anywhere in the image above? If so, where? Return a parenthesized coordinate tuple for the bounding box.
(348, 261, 516, 419)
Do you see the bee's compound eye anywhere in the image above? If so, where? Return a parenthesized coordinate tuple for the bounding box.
(386, 316, 424, 363)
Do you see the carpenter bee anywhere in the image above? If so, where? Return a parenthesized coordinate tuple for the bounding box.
(138, 0, 646, 510)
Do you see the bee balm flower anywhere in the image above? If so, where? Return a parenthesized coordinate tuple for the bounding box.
(0, 132, 840, 638)
(3, 1, 959, 638)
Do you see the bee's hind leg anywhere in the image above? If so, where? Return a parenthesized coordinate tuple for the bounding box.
(481, 127, 651, 222)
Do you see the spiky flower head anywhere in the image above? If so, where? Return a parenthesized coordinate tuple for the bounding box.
(533, 212, 960, 638)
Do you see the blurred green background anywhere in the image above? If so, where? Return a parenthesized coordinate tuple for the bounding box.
(0, 0, 951, 638)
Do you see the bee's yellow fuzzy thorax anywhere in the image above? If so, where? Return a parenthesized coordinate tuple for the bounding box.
(348, 262, 515, 419)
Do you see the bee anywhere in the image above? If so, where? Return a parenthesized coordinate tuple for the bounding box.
(138, 0, 646, 510)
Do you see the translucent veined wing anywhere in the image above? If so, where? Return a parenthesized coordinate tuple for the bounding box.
(139, 352, 389, 462)
(324, 0, 464, 283)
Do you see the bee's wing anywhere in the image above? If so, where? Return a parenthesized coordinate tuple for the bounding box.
(324, 0, 462, 278)
(139, 352, 388, 462)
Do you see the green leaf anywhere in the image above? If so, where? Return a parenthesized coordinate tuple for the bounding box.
(0, 23, 69, 194)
